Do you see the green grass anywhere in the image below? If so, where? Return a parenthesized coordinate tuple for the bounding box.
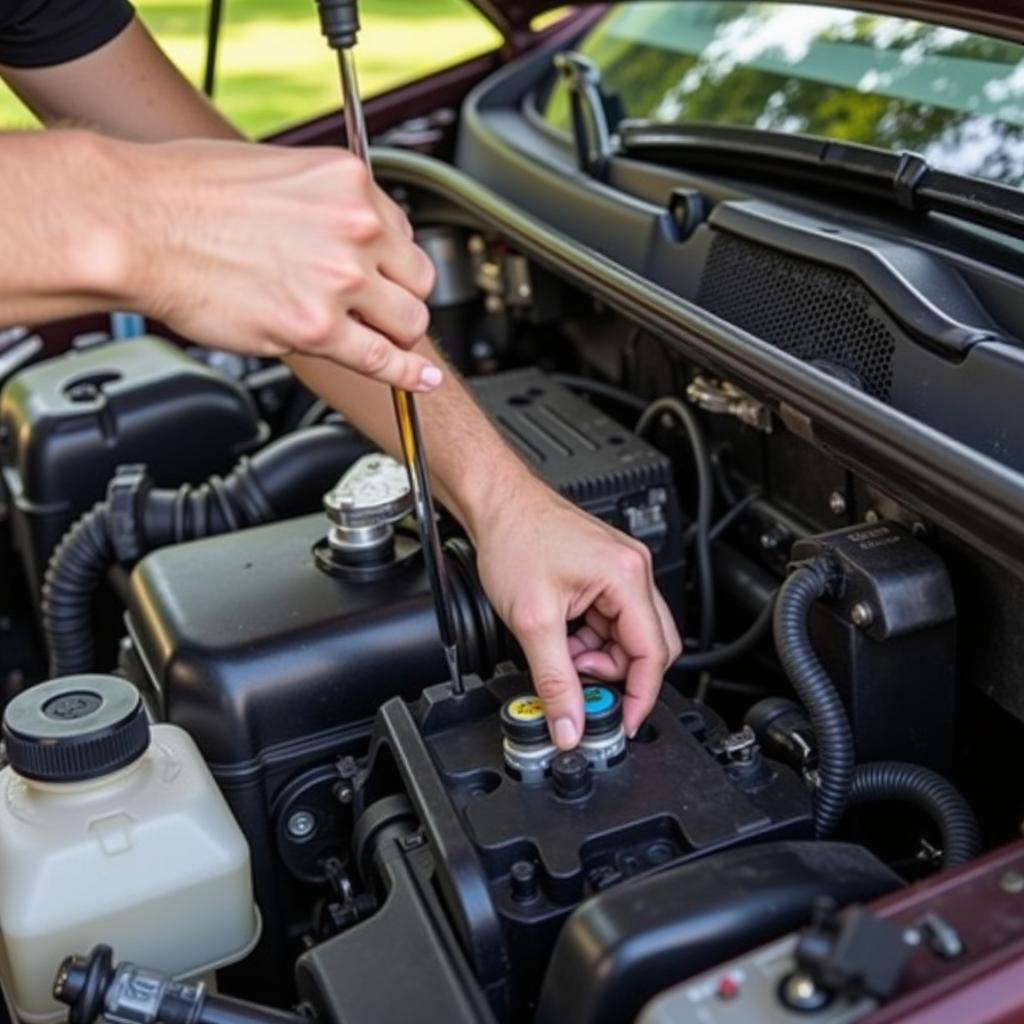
(0, 0, 502, 136)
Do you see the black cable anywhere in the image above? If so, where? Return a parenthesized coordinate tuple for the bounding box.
(850, 762, 980, 869)
(683, 489, 761, 548)
(550, 373, 648, 413)
(636, 397, 715, 651)
(297, 398, 329, 430)
(773, 559, 855, 838)
(673, 589, 775, 672)
(711, 444, 739, 505)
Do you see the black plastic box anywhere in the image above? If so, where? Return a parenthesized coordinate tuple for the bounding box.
(472, 369, 685, 614)
(0, 336, 265, 596)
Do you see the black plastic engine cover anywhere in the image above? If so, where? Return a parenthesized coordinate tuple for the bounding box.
(353, 671, 814, 1019)
(0, 336, 264, 597)
(124, 513, 505, 999)
(535, 841, 902, 1024)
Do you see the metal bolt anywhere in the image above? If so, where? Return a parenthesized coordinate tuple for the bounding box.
(828, 491, 847, 516)
(851, 602, 875, 628)
(760, 526, 790, 553)
(286, 810, 317, 840)
(865, 508, 880, 523)
(510, 860, 540, 903)
(333, 782, 354, 805)
(1001, 870, 1024, 894)
(400, 830, 426, 852)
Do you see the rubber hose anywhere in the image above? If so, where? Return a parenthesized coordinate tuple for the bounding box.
(40, 505, 115, 678)
(773, 560, 855, 838)
(850, 761, 980, 869)
(41, 425, 369, 676)
(674, 590, 775, 672)
(636, 396, 715, 651)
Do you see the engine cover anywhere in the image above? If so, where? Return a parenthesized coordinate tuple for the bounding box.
(300, 670, 814, 1021)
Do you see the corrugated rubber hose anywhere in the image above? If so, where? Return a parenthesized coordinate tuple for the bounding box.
(41, 425, 369, 677)
(773, 558, 855, 838)
(851, 761, 980, 869)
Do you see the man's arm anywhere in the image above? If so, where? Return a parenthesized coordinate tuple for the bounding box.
(0, 127, 445, 390)
(1, 19, 239, 141)
(289, 346, 681, 746)
(2, 15, 682, 745)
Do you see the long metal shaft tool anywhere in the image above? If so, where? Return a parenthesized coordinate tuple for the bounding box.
(321, 12, 465, 695)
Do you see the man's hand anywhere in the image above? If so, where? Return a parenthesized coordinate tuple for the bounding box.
(473, 475, 681, 750)
(101, 138, 436, 391)
(126, 139, 441, 391)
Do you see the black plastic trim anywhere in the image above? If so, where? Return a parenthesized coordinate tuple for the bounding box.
(373, 146, 1024, 571)
(621, 122, 1024, 241)
(708, 199, 1007, 356)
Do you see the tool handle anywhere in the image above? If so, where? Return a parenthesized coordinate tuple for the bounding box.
(315, 0, 360, 50)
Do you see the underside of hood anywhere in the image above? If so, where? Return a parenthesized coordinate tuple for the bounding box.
(474, 0, 1024, 44)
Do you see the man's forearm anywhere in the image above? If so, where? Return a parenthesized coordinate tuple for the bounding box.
(0, 131, 135, 325)
(287, 342, 543, 540)
(1, 19, 241, 143)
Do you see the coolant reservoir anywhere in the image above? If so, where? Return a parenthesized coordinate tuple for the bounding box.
(0, 675, 259, 1023)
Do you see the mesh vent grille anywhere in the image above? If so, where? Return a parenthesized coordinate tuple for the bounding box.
(697, 233, 897, 402)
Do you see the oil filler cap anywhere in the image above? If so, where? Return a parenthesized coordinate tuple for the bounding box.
(3, 675, 149, 783)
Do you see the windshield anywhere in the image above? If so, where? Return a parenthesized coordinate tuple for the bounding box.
(543, 2, 1024, 187)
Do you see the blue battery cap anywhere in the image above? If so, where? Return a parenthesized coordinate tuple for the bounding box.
(582, 685, 622, 736)
(583, 686, 616, 716)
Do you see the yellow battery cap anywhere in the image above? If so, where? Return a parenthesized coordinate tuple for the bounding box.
(501, 693, 549, 743)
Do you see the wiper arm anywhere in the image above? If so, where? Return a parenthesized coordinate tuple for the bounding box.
(553, 51, 619, 181)
(620, 121, 1024, 240)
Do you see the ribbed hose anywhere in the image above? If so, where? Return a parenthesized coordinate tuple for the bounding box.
(773, 560, 855, 838)
(41, 425, 368, 677)
(851, 761, 981, 869)
(40, 506, 116, 679)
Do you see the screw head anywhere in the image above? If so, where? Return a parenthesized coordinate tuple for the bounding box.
(287, 810, 317, 840)
(851, 602, 875, 628)
(865, 508, 880, 524)
(828, 491, 847, 516)
(1001, 870, 1024, 894)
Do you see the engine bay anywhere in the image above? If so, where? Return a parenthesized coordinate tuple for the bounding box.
(5, 20, 1024, 1021)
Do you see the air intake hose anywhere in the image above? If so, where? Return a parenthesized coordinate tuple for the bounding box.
(42, 425, 370, 677)
(850, 761, 980, 869)
(773, 557, 855, 838)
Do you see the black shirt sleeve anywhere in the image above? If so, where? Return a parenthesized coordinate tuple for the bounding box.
(0, 0, 136, 68)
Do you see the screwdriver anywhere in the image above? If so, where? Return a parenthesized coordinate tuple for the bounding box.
(315, 0, 466, 696)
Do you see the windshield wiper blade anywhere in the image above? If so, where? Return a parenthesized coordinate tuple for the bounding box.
(620, 121, 1024, 240)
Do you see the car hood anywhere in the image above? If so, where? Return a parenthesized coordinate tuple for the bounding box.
(479, 0, 1024, 43)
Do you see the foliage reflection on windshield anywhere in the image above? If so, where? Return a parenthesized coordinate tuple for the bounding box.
(545, 2, 1024, 186)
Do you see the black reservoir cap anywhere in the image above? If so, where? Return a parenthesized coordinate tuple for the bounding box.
(552, 750, 592, 800)
(3, 675, 149, 783)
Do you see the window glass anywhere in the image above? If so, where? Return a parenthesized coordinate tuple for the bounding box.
(544, 1, 1024, 186)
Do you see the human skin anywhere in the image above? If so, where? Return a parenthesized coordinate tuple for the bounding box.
(0, 18, 681, 745)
